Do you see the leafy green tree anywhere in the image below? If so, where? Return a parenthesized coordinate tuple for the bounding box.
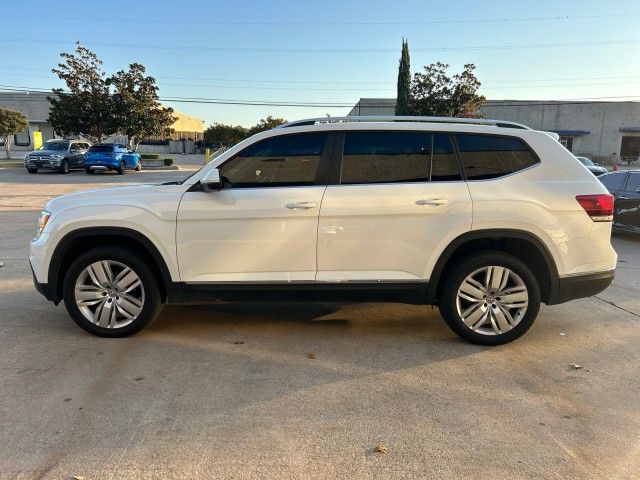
(0, 108, 28, 158)
(395, 38, 411, 116)
(204, 123, 248, 147)
(48, 42, 114, 142)
(248, 116, 287, 135)
(409, 62, 485, 118)
(108, 63, 175, 150)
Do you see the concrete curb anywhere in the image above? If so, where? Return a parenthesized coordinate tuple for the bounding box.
(139, 165, 180, 171)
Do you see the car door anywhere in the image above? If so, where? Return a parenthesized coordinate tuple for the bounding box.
(176, 132, 332, 283)
(69, 143, 82, 167)
(600, 172, 629, 229)
(77, 143, 89, 166)
(616, 172, 640, 232)
(317, 130, 472, 285)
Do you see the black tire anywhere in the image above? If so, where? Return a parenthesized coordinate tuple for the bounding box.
(62, 246, 163, 338)
(86, 167, 95, 174)
(117, 160, 126, 175)
(59, 159, 70, 174)
(27, 167, 37, 174)
(135, 162, 142, 171)
(438, 251, 541, 346)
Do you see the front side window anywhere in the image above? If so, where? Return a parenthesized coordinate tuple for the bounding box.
(600, 172, 625, 191)
(220, 133, 327, 187)
(456, 134, 539, 180)
(340, 131, 460, 184)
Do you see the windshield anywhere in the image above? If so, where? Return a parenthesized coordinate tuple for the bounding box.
(577, 157, 595, 166)
(43, 141, 69, 151)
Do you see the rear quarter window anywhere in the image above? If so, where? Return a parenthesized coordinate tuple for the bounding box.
(455, 134, 539, 180)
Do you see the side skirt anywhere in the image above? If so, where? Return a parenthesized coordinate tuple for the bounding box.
(169, 281, 429, 305)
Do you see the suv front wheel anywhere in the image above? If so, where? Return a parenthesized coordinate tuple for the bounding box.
(439, 251, 541, 345)
(62, 246, 162, 337)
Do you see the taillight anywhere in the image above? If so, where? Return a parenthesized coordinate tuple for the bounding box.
(576, 194, 614, 222)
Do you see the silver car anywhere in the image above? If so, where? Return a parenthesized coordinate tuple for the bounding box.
(25, 139, 91, 174)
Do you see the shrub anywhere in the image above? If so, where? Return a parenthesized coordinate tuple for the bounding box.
(163, 158, 174, 166)
(141, 153, 160, 160)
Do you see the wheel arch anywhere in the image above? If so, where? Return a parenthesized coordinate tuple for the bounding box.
(48, 227, 174, 304)
(426, 229, 559, 305)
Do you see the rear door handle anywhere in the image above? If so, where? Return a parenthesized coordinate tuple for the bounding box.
(286, 201, 317, 210)
(617, 196, 628, 200)
(416, 198, 449, 206)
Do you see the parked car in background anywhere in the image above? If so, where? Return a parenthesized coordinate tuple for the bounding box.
(24, 139, 90, 174)
(576, 156, 607, 176)
(30, 116, 616, 346)
(599, 170, 640, 233)
(83, 144, 142, 175)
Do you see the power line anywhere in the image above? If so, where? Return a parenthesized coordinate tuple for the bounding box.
(0, 84, 638, 108)
(0, 84, 355, 107)
(1, 12, 638, 26)
(0, 37, 638, 54)
(3, 66, 640, 87)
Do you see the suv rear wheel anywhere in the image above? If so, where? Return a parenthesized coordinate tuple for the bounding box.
(439, 251, 540, 345)
(62, 246, 162, 337)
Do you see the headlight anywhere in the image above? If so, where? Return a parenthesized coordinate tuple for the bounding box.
(35, 210, 51, 240)
(50, 154, 63, 161)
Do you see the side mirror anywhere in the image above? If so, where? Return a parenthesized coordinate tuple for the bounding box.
(200, 168, 222, 191)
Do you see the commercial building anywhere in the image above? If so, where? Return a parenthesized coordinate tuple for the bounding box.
(349, 98, 640, 163)
(0, 92, 204, 154)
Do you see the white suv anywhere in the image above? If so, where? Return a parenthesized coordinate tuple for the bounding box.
(30, 116, 617, 345)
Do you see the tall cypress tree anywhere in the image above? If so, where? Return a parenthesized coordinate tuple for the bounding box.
(395, 38, 411, 115)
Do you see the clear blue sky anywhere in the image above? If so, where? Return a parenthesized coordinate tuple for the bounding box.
(1, 0, 639, 126)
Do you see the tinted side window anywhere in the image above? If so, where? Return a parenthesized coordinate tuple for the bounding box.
(456, 134, 539, 180)
(600, 172, 625, 191)
(340, 132, 460, 184)
(220, 133, 327, 187)
(431, 134, 459, 182)
(625, 172, 640, 192)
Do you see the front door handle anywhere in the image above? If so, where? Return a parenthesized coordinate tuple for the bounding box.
(416, 198, 449, 206)
(286, 201, 317, 210)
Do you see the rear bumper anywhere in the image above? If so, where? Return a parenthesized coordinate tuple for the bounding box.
(547, 270, 615, 305)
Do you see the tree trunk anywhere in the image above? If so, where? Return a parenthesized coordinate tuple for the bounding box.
(3, 136, 10, 159)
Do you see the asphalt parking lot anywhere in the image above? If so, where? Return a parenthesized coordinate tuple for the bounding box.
(1, 165, 639, 479)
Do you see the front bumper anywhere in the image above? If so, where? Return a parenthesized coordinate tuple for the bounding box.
(25, 160, 61, 170)
(31, 263, 59, 303)
(548, 269, 615, 305)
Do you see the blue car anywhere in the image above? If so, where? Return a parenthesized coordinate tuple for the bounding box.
(84, 144, 141, 175)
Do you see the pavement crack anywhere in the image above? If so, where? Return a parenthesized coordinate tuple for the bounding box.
(594, 295, 640, 319)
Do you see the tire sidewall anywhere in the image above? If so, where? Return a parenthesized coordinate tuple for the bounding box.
(62, 247, 162, 337)
(439, 251, 541, 346)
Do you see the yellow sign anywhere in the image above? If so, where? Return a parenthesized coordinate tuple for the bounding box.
(33, 131, 43, 150)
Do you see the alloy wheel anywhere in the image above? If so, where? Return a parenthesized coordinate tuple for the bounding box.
(455, 266, 529, 336)
(74, 260, 145, 329)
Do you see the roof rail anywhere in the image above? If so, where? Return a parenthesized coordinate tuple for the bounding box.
(279, 115, 532, 130)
